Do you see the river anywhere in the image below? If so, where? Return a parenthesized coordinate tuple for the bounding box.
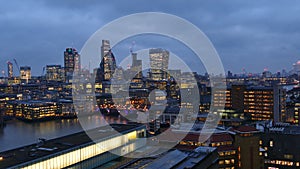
(0, 115, 127, 152)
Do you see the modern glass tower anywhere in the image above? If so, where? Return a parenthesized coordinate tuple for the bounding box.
(149, 48, 169, 81)
(100, 40, 116, 81)
(7, 61, 13, 78)
(64, 48, 80, 82)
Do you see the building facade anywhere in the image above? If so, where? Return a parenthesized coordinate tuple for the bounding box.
(7, 61, 13, 78)
(64, 48, 80, 82)
(149, 48, 169, 81)
(46, 65, 63, 81)
(20, 66, 31, 83)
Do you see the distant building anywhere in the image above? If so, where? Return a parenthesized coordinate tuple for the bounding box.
(149, 48, 169, 81)
(46, 65, 62, 81)
(13, 100, 58, 121)
(100, 40, 116, 81)
(7, 61, 13, 78)
(64, 48, 80, 82)
(292, 60, 300, 74)
(20, 66, 31, 83)
(130, 52, 142, 78)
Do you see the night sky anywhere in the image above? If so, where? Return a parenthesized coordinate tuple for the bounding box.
(1, 0, 300, 75)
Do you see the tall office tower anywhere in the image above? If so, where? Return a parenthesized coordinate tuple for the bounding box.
(64, 48, 80, 82)
(100, 40, 116, 80)
(131, 52, 142, 78)
(149, 48, 169, 81)
(101, 40, 110, 58)
(7, 61, 13, 78)
(46, 65, 62, 81)
(20, 66, 31, 83)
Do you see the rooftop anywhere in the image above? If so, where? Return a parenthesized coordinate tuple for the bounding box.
(231, 126, 259, 134)
(145, 147, 217, 169)
(0, 123, 144, 169)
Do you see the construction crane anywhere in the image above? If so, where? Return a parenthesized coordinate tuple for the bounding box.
(13, 58, 20, 72)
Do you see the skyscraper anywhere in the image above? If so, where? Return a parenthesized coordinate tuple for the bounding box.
(64, 48, 80, 82)
(149, 48, 169, 81)
(101, 40, 110, 59)
(7, 61, 13, 78)
(131, 52, 142, 78)
(100, 40, 116, 81)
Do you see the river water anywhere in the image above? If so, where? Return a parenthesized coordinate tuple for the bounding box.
(0, 115, 127, 152)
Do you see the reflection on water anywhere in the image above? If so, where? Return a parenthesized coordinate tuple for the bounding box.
(0, 115, 127, 152)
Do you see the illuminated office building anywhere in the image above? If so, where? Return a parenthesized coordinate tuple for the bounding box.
(46, 65, 62, 81)
(213, 85, 286, 122)
(244, 86, 286, 122)
(7, 61, 13, 78)
(20, 66, 31, 83)
(14, 100, 58, 121)
(212, 86, 231, 109)
(64, 48, 80, 82)
(149, 48, 169, 81)
(100, 40, 116, 81)
(0, 124, 146, 169)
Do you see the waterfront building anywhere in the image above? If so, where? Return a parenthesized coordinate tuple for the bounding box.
(14, 100, 58, 121)
(0, 123, 146, 169)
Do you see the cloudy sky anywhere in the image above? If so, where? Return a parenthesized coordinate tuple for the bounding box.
(1, 0, 300, 75)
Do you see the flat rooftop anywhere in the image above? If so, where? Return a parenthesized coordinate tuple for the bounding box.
(0, 123, 144, 168)
(145, 147, 217, 169)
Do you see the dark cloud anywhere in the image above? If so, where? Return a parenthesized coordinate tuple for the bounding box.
(0, 0, 300, 75)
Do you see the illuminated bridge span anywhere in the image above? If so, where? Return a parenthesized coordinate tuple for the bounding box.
(0, 124, 146, 169)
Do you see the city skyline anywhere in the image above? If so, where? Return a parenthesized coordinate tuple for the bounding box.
(1, 44, 300, 78)
(2, 1, 300, 168)
(1, 0, 300, 75)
